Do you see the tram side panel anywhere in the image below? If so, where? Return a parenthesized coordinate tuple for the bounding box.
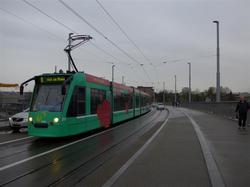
(134, 89, 141, 117)
(112, 83, 134, 124)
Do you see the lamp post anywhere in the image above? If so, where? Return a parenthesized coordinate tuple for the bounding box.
(112, 64, 115, 83)
(110, 64, 115, 124)
(213, 20, 221, 102)
(163, 81, 165, 106)
(174, 75, 177, 105)
(187, 62, 191, 103)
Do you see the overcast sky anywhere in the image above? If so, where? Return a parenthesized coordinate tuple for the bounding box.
(1, 0, 250, 93)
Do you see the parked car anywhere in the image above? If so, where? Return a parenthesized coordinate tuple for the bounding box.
(156, 103, 165, 110)
(9, 108, 29, 132)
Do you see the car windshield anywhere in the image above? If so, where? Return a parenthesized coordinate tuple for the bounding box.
(31, 84, 64, 112)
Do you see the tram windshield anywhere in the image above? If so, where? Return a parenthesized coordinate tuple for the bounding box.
(31, 84, 65, 112)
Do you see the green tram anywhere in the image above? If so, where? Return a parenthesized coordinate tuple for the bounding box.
(20, 72, 151, 137)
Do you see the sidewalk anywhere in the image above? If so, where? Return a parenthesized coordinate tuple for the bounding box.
(112, 108, 211, 187)
(182, 108, 250, 187)
(109, 107, 250, 187)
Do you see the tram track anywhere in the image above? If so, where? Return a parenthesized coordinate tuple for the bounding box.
(0, 109, 164, 186)
(0, 110, 155, 166)
(49, 110, 167, 186)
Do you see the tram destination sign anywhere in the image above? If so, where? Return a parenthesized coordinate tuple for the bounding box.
(38, 76, 66, 84)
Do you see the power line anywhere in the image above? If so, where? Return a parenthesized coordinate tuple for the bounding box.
(88, 42, 145, 82)
(95, 0, 157, 84)
(0, 7, 64, 41)
(89, 41, 130, 66)
(58, 0, 152, 82)
(21, 0, 140, 73)
(0, 3, 144, 86)
(22, 0, 77, 33)
(95, 0, 154, 83)
(155, 54, 216, 67)
(19, 0, 145, 84)
(21, 1, 127, 68)
(95, 0, 151, 64)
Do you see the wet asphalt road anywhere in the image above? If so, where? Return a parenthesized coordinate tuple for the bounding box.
(1, 107, 250, 187)
(0, 109, 168, 186)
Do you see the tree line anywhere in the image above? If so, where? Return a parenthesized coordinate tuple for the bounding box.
(155, 86, 239, 104)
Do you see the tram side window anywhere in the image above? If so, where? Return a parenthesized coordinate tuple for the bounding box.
(91, 88, 106, 114)
(142, 96, 146, 107)
(141, 96, 144, 107)
(67, 86, 85, 117)
(114, 93, 122, 111)
(136, 95, 140, 108)
(114, 92, 124, 111)
(114, 92, 132, 111)
(127, 94, 133, 109)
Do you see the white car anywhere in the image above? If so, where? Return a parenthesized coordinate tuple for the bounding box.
(9, 108, 29, 132)
(156, 104, 165, 110)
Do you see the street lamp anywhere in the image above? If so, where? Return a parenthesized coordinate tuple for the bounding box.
(213, 20, 221, 102)
(174, 75, 177, 105)
(187, 62, 191, 103)
(163, 81, 165, 106)
(111, 64, 115, 124)
(112, 64, 115, 82)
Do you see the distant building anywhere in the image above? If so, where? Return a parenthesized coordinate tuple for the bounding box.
(0, 92, 32, 117)
(137, 86, 154, 98)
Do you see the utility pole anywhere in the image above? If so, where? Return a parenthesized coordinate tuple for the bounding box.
(55, 65, 57, 73)
(122, 76, 125, 85)
(213, 20, 221, 102)
(174, 75, 177, 105)
(111, 64, 115, 124)
(163, 81, 165, 106)
(188, 62, 191, 103)
(112, 64, 115, 83)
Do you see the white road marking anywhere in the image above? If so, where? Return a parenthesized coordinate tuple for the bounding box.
(102, 116, 169, 187)
(0, 111, 155, 172)
(183, 110, 225, 187)
(0, 136, 33, 146)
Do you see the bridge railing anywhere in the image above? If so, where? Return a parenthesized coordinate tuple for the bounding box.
(182, 102, 250, 125)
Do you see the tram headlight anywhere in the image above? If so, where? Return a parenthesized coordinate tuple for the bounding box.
(28, 117, 33, 122)
(53, 117, 59, 123)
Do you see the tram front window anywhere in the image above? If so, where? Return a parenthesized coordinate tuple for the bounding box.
(31, 84, 64, 112)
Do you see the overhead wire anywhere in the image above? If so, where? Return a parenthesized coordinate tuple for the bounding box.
(88, 42, 144, 81)
(155, 54, 216, 67)
(89, 41, 130, 66)
(0, 7, 65, 41)
(58, 0, 152, 83)
(22, 0, 138, 70)
(95, 0, 155, 84)
(8, 0, 148, 86)
(96, 0, 150, 63)
(22, 0, 77, 33)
